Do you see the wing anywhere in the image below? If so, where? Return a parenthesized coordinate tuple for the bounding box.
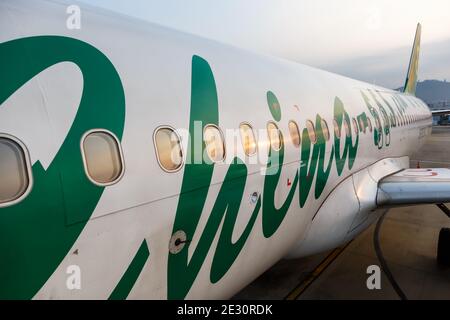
(431, 109, 450, 116)
(377, 168, 450, 206)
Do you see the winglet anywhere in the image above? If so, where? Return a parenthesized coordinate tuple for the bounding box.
(403, 23, 422, 95)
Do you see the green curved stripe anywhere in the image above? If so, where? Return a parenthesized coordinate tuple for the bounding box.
(109, 240, 150, 300)
(168, 54, 363, 299)
(334, 97, 358, 174)
(168, 56, 260, 299)
(0, 36, 125, 299)
(209, 160, 261, 283)
(262, 141, 299, 237)
(313, 115, 334, 199)
(369, 90, 391, 146)
(299, 115, 334, 207)
(361, 91, 383, 149)
(262, 90, 300, 237)
(267, 91, 282, 122)
(0, 37, 370, 301)
(376, 91, 398, 128)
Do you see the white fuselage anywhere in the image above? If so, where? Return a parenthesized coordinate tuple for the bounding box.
(0, 0, 432, 299)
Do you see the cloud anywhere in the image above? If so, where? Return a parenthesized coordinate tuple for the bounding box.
(80, 0, 450, 89)
(318, 38, 450, 89)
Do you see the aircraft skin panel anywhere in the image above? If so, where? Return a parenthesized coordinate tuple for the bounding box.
(0, 0, 437, 299)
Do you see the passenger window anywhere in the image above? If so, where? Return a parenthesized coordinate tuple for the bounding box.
(333, 119, 341, 139)
(321, 119, 330, 141)
(154, 127, 183, 172)
(239, 123, 257, 156)
(375, 118, 382, 132)
(352, 118, 359, 135)
(204, 125, 225, 162)
(82, 131, 124, 184)
(306, 120, 317, 144)
(359, 118, 366, 133)
(288, 121, 301, 147)
(267, 122, 282, 151)
(343, 119, 351, 138)
(367, 118, 373, 132)
(0, 137, 30, 205)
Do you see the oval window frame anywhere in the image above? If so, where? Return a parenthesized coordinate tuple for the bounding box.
(153, 125, 185, 173)
(321, 119, 330, 141)
(239, 122, 258, 156)
(266, 121, 283, 151)
(367, 118, 373, 132)
(203, 124, 226, 163)
(288, 120, 301, 148)
(0, 133, 33, 208)
(333, 119, 341, 139)
(306, 120, 317, 144)
(352, 118, 359, 135)
(343, 119, 351, 138)
(359, 118, 366, 133)
(81, 129, 125, 186)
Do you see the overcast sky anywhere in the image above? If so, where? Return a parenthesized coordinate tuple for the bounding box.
(79, 0, 450, 88)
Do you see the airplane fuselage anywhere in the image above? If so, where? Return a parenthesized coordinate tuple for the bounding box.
(0, 0, 432, 299)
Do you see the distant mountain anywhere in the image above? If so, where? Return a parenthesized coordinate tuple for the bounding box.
(396, 80, 450, 104)
(416, 80, 450, 104)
